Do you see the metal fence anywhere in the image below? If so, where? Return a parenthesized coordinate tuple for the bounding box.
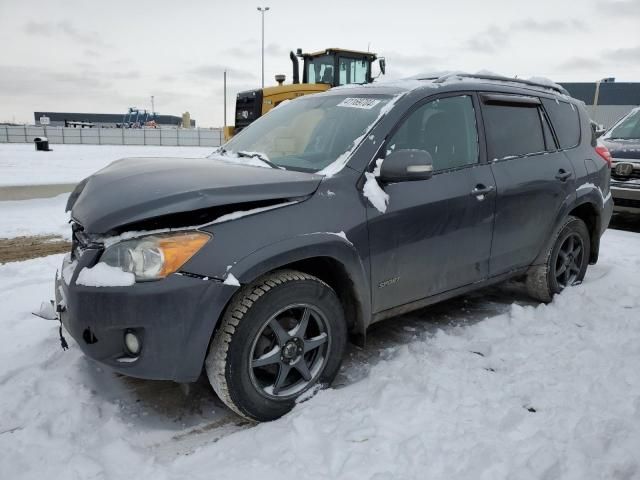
(0, 125, 223, 147)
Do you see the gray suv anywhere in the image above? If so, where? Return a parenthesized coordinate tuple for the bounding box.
(56, 73, 613, 421)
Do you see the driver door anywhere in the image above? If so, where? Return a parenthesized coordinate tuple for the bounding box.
(367, 94, 497, 313)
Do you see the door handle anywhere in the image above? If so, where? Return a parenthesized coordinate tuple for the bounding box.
(471, 185, 495, 196)
(555, 169, 572, 181)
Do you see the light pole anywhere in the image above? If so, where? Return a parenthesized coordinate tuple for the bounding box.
(257, 6, 270, 88)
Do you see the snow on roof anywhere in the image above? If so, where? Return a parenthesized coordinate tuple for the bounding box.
(335, 71, 568, 97)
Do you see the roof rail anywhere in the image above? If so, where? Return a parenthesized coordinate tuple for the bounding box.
(433, 72, 569, 96)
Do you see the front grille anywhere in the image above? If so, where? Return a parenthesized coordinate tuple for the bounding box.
(613, 197, 640, 209)
(235, 89, 263, 129)
(611, 160, 640, 180)
(611, 171, 640, 180)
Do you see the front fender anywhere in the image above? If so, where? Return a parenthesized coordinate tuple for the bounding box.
(230, 233, 372, 335)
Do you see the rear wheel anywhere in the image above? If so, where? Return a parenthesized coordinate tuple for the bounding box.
(205, 270, 347, 421)
(526, 216, 591, 302)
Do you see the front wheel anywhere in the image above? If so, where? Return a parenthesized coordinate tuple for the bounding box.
(526, 216, 591, 302)
(205, 270, 347, 422)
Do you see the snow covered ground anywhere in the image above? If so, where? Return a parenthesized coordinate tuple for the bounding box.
(1, 228, 639, 479)
(0, 143, 214, 239)
(0, 144, 213, 186)
(0, 193, 70, 239)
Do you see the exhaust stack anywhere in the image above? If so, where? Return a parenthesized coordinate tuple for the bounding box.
(290, 51, 299, 84)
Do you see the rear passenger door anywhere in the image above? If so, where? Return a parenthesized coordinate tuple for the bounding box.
(480, 93, 576, 275)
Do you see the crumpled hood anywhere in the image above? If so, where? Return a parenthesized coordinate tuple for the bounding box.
(68, 157, 322, 234)
(601, 138, 640, 160)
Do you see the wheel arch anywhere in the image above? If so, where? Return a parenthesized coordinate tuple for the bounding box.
(567, 200, 601, 264)
(226, 234, 372, 343)
(533, 195, 602, 266)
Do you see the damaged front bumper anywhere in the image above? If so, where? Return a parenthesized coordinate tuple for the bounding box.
(55, 252, 238, 382)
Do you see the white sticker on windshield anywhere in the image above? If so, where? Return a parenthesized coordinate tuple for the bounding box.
(337, 98, 381, 109)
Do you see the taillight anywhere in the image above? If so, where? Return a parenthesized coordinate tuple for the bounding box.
(595, 145, 612, 168)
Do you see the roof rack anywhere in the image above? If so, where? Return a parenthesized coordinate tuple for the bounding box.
(432, 72, 569, 95)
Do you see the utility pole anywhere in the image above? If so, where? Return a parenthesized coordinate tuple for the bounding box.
(223, 70, 227, 127)
(592, 79, 603, 123)
(257, 6, 270, 88)
(151, 95, 155, 114)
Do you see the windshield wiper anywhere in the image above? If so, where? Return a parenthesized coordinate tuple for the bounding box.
(236, 151, 283, 169)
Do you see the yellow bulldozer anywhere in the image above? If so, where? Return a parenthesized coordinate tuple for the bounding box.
(223, 47, 386, 141)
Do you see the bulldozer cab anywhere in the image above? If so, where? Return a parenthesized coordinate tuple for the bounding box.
(300, 48, 384, 87)
(223, 47, 385, 141)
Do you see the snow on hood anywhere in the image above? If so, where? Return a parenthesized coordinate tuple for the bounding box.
(207, 149, 272, 169)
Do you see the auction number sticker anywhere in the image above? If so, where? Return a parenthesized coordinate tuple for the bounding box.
(337, 98, 381, 109)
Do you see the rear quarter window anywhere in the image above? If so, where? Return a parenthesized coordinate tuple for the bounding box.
(541, 98, 581, 149)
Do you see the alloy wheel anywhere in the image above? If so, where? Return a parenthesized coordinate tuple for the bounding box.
(554, 232, 584, 289)
(249, 304, 330, 399)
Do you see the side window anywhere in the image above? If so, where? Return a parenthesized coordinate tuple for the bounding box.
(482, 103, 546, 160)
(541, 98, 581, 149)
(386, 95, 479, 172)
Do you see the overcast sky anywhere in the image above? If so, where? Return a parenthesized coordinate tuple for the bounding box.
(1, 0, 639, 127)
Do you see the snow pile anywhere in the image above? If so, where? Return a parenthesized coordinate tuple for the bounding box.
(363, 160, 389, 213)
(302, 231, 353, 246)
(0, 193, 70, 239)
(223, 273, 240, 286)
(34, 300, 57, 320)
(1, 230, 640, 479)
(0, 144, 213, 187)
(207, 150, 272, 169)
(76, 263, 135, 287)
(528, 76, 563, 90)
(212, 201, 298, 225)
(330, 231, 352, 244)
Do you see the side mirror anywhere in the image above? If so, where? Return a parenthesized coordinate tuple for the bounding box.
(378, 57, 386, 76)
(591, 120, 606, 139)
(379, 149, 433, 183)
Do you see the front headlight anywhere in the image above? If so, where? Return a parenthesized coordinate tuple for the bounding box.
(100, 231, 210, 281)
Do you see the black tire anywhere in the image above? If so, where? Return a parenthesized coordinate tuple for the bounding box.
(205, 269, 347, 422)
(526, 216, 591, 302)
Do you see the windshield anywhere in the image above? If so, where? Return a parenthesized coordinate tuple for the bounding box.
(220, 94, 392, 173)
(606, 108, 640, 140)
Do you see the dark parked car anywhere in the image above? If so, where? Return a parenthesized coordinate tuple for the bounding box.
(56, 73, 613, 421)
(599, 107, 640, 213)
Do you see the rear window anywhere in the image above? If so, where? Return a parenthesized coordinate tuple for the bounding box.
(482, 104, 546, 160)
(541, 99, 581, 149)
